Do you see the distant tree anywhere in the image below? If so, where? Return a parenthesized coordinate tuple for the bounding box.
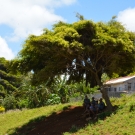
(11, 18, 135, 111)
(0, 57, 21, 98)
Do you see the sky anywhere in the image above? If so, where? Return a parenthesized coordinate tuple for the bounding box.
(0, 0, 135, 60)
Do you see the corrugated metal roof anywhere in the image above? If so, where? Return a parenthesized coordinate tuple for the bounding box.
(104, 75, 135, 85)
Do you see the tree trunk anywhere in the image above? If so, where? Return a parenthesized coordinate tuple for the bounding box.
(95, 73, 113, 111)
(100, 86, 113, 111)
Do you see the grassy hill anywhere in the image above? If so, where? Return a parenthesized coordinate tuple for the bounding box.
(0, 94, 135, 135)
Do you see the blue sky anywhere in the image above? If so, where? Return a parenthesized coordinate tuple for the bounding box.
(0, 0, 135, 60)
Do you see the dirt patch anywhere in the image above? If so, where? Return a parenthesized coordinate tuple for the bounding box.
(14, 106, 88, 135)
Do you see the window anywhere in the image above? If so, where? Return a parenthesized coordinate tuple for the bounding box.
(119, 87, 121, 91)
(128, 83, 131, 90)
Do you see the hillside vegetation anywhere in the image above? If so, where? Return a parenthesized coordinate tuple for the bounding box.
(0, 94, 135, 135)
(65, 94, 135, 135)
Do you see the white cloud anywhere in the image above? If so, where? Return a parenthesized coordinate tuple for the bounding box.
(117, 7, 135, 32)
(0, 37, 15, 60)
(0, 0, 77, 41)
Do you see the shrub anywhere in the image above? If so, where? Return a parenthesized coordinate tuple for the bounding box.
(46, 94, 61, 105)
(18, 99, 29, 109)
(2, 95, 17, 110)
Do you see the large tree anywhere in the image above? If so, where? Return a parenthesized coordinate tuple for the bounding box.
(11, 18, 135, 110)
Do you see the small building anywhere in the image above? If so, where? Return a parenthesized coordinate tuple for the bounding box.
(104, 75, 135, 93)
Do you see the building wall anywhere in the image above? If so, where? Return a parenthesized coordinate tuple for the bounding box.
(106, 77, 135, 92)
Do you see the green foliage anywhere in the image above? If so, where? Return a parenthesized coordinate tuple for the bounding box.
(2, 95, 17, 110)
(0, 57, 21, 99)
(111, 73, 119, 79)
(23, 85, 50, 108)
(10, 18, 135, 109)
(18, 99, 29, 109)
(0, 79, 18, 92)
(50, 76, 98, 103)
(50, 75, 71, 103)
(13, 18, 135, 86)
(0, 84, 4, 90)
(75, 81, 98, 95)
(46, 94, 61, 105)
(58, 86, 69, 103)
(14, 73, 51, 108)
(101, 73, 110, 83)
(3, 73, 92, 109)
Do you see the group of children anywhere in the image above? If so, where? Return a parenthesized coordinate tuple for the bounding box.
(83, 95, 105, 120)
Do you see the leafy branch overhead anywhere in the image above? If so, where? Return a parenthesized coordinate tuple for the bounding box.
(12, 18, 135, 84)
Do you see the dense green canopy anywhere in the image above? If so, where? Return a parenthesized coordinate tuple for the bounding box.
(0, 57, 21, 98)
(11, 18, 135, 110)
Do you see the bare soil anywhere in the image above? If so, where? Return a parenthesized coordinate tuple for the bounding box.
(14, 106, 89, 135)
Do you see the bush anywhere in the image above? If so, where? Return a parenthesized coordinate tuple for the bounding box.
(18, 99, 29, 109)
(46, 94, 61, 105)
(2, 95, 17, 110)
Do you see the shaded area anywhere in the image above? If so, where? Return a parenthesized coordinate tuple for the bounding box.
(9, 106, 88, 135)
(9, 105, 118, 135)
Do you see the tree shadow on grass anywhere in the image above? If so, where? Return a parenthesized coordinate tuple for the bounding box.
(7, 115, 47, 135)
(7, 105, 119, 135)
(7, 105, 88, 135)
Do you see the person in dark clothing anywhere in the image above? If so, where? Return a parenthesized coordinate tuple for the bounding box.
(91, 97, 96, 106)
(98, 98, 105, 111)
(83, 95, 91, 112)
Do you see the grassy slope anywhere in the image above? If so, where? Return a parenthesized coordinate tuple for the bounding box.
(1, 94, 135, 135)
(0, 102, 81, 135)
(65, 94, 135, 135)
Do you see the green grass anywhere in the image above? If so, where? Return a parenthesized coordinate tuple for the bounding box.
(1, 94, 135, 135)
(0, 102, 81, 135)
(64, 94, 135, 135)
